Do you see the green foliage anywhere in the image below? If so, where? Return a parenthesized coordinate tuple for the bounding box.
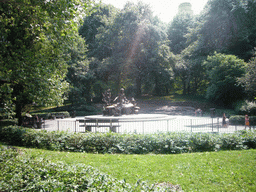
(31, 111, 70, 119)
(187, 0, 256, 61)
(189, 133, 217, 152)
(228, 0, 256, 61)
(167, 12, 195, 54)
(0, 145, 172, 191)
(229, 115, 256, 126)
(0, 119, 17, 127)
(238, 57, 256, 99)
(1, 126, 256, 154)
(79, 3, 118, 60)
(79, 1, 175, 97)
(0, 0, 89, 125)
(66, 34, 90, 104)
(204, 52, 246, 106)
(176, 0, 256, 97)
(237, 100, 256, 115)
(0, 126, 25, 145)
(219, 133, 244, 150)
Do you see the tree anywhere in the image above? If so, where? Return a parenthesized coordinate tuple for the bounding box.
(204, 52, 246, 107)
(167, 12, 195, 54)
(94, 2, 175, 96)
(186, 0, 256, 61)
(66, 34, 90, 105)
(79, 3, 117, 60)
(173, 55, 207, 95)
(0, 0, 89, 125)
(237, 57, 256, 100)
(173, 0, 256, 96)
(227, 0, 256, 61)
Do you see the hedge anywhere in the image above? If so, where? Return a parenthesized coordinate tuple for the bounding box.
(31, 111, 70, 119)
(1, 126, 256, 154)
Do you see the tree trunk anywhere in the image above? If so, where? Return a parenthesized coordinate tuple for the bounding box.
(13, 83, 24, 126)
(182, 79, 187, 95)
(15, 101, 23, 126)
(154, 74, 161, 96)
(136, 76, 141, 97)
(165, 85, 169, 95)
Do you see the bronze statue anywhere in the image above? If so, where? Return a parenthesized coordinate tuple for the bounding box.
(102, 88, 139, 116)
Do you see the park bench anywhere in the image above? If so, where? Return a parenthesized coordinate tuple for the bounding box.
(22, 116, 44, 128)
(78, 118, 120, 132)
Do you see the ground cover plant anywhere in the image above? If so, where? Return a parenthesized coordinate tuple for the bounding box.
(3, 145, 256, 191)
(0, 145, 176, 191)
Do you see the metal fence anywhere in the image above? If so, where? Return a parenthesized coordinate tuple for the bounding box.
(42, 116, 251, 134)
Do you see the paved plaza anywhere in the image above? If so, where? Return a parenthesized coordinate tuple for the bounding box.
(42, 114, 247, 134)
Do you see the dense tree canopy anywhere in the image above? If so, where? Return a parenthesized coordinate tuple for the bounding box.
(238, 56, 256, 100)
(204, 53, 246, 107)
(186, 0, 256, 61)
(0, 0, 89, 124)
(2, 0, 256, 122)
(79, 2, 175, 97)
(79, 3, 117, 60)
(167, 12, 194, 55)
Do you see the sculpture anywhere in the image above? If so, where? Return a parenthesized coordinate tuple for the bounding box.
(102, 88, 140, 116)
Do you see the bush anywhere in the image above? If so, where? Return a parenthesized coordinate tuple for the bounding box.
(0, 119, 17, 127)
(189, 133, 217, 152)
(1, 126, 256, 154)
(238, 101, 256, 115)
(229, 115, 256, 126)
(218, 133, 244, 150)
(0, 145, 174, 191)
(31, 111, 70, 119)
(240, 130, 256, 149)
(75, 110, 98, 116)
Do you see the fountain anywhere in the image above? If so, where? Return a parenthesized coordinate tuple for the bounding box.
(83, 88, 169, 132)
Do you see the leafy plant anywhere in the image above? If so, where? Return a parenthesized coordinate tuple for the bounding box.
(0, 145, 176, 191)
(229, 115, 256, 126)
(1, 126, 256, 154)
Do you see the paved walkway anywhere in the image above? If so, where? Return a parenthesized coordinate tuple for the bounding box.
(41, 114, 247, 134)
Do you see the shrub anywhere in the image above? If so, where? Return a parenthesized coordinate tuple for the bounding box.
(75, 110, 98, 116)
(1, 126, 256, 154)
(240, 130, 256, 149)
(218, 133, 244, 150)
(189, 133, 217, 152)
(229, 115, 256, 126)
(238, 100, 256, 115)
(0, 145, 173, 191)
(0, 126, 26, 146)
(0, 119, 17, 127)
(31, 111, 70, 120)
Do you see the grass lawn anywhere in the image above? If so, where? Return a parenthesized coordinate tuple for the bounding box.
(22, 148, 256, 191)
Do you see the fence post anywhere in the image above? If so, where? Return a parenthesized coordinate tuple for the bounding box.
(191, 119, 192, 132)
(212, 118, 214, 132)
(217, 118, 219, 132)
(83, 119, 85, 132)
(96, 119, 98, 132)
(58, 120, 59, 131)
(167, 119, 169, 132)
(143, 121, 144, 134)
(110, 119, 112, 132)
(75, 120, 77, 132)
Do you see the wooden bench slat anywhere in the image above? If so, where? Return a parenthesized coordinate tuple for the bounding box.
(77, 118, 120, 132)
